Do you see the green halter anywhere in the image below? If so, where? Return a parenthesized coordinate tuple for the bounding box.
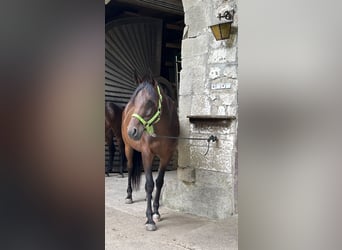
(132, 85, 162, 136)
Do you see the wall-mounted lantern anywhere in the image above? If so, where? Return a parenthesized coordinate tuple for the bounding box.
(210, 10, 235, 40)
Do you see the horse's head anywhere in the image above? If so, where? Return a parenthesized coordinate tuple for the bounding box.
(127, 74, 162, 140)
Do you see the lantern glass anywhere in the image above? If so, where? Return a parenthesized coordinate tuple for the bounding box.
(210, 22, 232, 40)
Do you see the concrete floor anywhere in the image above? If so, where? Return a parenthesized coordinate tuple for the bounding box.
(105, 170, 238, 250)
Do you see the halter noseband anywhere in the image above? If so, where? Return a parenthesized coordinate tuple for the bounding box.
(132, 84, 162, 136)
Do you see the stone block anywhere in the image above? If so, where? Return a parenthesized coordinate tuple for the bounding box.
(205, 93, 237, 114)
(191, 95, 211, 115)
(212, 0, 236, 10)
(208, 47, 237, 64)
(193, 80, 210, 96)
(191, 34, 209, 56)
(220, 93, 237, 106)
(217, 134, 236, 150)
(209, 67, 221, 80)
(190, 132, 236, 173)
(181, 38, 192, 59)
(227, 105, 238, 117)
(181, 68, 206, 96)
(223, 65, 238, 79)
(179, 117, 190, 132)
(162, 169, 235, 218)
(230, 119, 238, 134)
(190, 145, 232, 173)
(181, 54, 207, 69)
(178, 95, 192, 118)
(182, 35, 209, 58)
(217, 105, 226, 115)
(182, 0, 202, 12)
(177, 141, 191, 167)
(185, 5, 207, 37)
(196, 169, 233, 189)
(177, 167, 196, 183)
(179, 72, 193, 95)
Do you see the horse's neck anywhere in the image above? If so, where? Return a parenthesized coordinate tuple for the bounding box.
(161, 95, 172, 117)
(159, 95, 179, 128)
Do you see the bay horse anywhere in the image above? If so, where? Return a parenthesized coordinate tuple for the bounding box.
(105, 102, 125, 177)
(122, 73, 179, 231)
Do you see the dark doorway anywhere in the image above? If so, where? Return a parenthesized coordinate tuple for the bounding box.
(105, 0, 184, 173)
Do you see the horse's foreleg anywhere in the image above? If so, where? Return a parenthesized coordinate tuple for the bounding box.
(125, 147, 134, 204)
(153, 169, 165, 222)
(125, 168, 133, 204)
(144, 167, 156, 231)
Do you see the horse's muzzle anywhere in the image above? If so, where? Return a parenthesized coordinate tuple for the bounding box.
(128, 126, 142, 141)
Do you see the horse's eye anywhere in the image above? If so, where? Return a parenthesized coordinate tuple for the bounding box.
(145, 101, 154, 116)
(145, 108, 153, 117)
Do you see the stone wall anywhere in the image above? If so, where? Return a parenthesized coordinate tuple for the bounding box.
(162, 0, 238, 219)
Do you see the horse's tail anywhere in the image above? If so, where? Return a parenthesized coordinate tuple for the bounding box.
(131, 150, 142, 191)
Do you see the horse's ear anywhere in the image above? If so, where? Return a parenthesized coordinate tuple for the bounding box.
(133, 70, 142, 85)
(147, 69, 157, 86)
(153, 78, 158, 87)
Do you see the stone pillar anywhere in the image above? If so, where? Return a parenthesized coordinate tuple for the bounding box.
(162, 0, 238, 219)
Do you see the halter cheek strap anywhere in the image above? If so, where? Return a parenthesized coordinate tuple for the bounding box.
(132, 85, 162, 136)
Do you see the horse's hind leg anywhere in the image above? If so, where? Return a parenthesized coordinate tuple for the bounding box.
(118, 139, 125, 178)
(105, 131, 115, 177)
(153, 169, 165, 222)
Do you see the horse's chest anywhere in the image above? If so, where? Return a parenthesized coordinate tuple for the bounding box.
(150, 139, 176, 156)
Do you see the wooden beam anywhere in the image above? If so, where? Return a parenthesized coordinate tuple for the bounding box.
(166, 43, 181, 49)
(166, 23, 184, 31)
(115, 0, 184, 15)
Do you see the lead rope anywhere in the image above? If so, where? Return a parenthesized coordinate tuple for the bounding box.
(151, 134, 218, 156)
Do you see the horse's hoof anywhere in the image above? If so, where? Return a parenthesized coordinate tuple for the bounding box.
(125, 198, 133, 204)
(153, 213, 161, 222)
(117, 174, 124, 178)
(105, 173, 110, 177)
(145, 223, 157, 231)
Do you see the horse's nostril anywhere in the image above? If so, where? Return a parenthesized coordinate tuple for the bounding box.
(129, 127, 138, 139)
